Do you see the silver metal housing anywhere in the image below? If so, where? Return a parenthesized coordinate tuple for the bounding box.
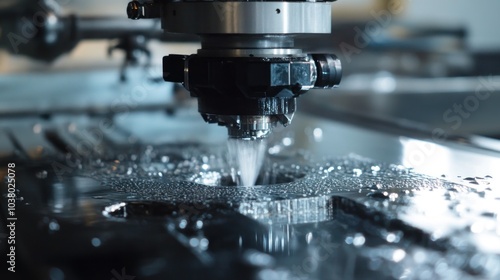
(203, 114, 295, 140)
(161, 2, 331, 35)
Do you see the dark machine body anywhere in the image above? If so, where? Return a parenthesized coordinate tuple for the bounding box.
(128, 0, 342, 139)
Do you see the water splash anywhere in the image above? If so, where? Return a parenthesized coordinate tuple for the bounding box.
(31, 143, 500, 279)
(227, 138, 267, 186)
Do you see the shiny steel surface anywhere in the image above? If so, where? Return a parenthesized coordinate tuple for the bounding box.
(197, 48, 303, 58)
(203, 115, 277, 139)
(161, 2, 331, 34)
(2, 100, 500, 279)
(198, 35, 303, 57)
(228, 115, 275, 140)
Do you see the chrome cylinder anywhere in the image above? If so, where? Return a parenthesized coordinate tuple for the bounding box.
(161, 2, 331, 35)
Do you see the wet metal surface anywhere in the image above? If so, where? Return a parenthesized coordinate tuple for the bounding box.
(1, 115, 500, 279)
